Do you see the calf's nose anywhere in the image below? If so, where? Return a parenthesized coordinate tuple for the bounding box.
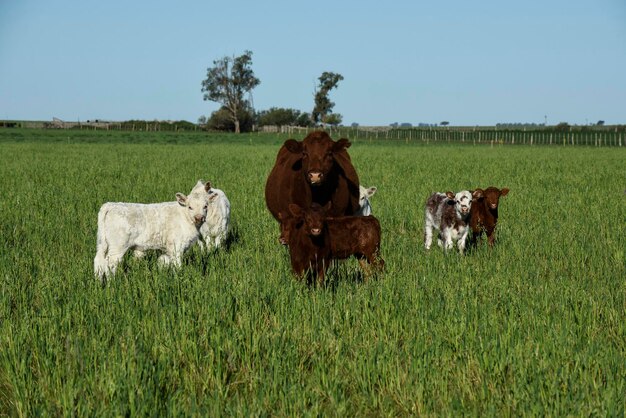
(194, 214, 205, 224)
(308, 171, 323, 184)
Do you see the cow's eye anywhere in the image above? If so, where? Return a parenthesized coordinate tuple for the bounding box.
(188, 206, 193, 210)
(203, 205, 208, 210)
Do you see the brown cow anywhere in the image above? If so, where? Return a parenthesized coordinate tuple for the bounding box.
(265, 131, 361, 225)
(283, 203, 384, 284)
(468, 186, 510, 248)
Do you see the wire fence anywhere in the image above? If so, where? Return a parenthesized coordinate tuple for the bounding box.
(2, 120, 624, 146)
(269, 125, 625, 147)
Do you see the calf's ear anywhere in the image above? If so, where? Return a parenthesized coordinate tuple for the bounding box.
(472, 189, 484, 199)
(332, 138, 351, 152)
(204, 181, 212, 192)
(500, 188, 510, 196)
(288, 203, 303, 218)
(322, 201, 332, 213)
(284, 139, 303, 154)
(445, 191, 455, 200)
(175, 193, 187, 206)
(367, 186, 377, 197)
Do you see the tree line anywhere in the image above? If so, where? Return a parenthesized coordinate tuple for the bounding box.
(200, 51, 343, 133)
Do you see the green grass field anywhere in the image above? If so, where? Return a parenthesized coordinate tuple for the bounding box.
(1, 129, 624, 416)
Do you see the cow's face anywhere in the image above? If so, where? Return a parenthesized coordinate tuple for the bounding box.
(176, 181, 211, 226)
(483, 187, 509, 210)
(446, 190, 473, 215)
(285, 134, 351, 186)
(358, 185, 377, 216)
(288, 203, 330, 237)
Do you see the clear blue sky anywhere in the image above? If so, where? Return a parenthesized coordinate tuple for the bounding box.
(1, 0, 625, 126)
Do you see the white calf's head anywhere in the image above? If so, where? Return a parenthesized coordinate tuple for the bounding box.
(357, 185, 377, 216)
(176, 180, 211, 226)
(445, 190, 475, 216)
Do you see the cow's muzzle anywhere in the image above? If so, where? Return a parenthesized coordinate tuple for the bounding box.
(307, 171, 324, 185)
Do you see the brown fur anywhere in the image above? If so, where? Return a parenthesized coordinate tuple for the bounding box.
(469, 187, 509, 247)
(265, 131, 361, 225)
(283, 203, 384, 284)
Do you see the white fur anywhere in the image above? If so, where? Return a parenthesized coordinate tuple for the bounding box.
(424, 190, 474, 254)
(355, 185, 377, 216)
(94, 181, 211, 281)
(198, 187, 231, 252)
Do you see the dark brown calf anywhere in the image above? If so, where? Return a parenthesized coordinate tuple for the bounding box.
(284, 204, 332, 284)
(283, 203, 384, 284)
(469, 186, 509, 248)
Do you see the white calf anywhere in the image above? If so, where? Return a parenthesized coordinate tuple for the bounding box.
(355, 185, 377, 216)
(198, 187, 231, 251)
(424, 190, 480, 254)
(94, 181, 211, 280)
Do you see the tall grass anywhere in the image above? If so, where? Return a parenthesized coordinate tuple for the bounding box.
(0, 129, 624, 415)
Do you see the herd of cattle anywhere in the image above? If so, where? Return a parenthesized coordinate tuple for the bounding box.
(93, 131, 509, 284)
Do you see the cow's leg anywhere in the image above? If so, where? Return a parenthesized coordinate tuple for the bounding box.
(458, 231, 469, 255)
(424, 216, 434, 250)
(487, 228, 496, 247)
(442, 229, 453, 251)
(213, 234, 223, 250)
(157, 253, 173, 267)
(105, 248, 127, 278)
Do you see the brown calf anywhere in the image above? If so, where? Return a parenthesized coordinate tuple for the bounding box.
(283, 203, 384, 284)
(469, 187, 510, 248)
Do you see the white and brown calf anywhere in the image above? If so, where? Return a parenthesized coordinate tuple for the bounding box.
(424, 190, 481, 254)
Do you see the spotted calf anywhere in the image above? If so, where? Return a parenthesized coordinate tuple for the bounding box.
(424, 190, 482, 254)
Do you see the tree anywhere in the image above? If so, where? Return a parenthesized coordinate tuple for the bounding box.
(312, 72, 344, 126)
(597, 120, 605, 126)
(440, 121, 450, 127)
(257, 107, 302, 127)
(201, 50, 260, 133)
(206, 106, 255, 132)
(295, 112, 313, 128)
(325, 113, 343, 127)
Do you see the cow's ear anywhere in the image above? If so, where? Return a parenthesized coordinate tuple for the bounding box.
(445, 191, 455, 200)
(472, 189, 483, 199)
(500, 188, 510, 196)
(288, 203, 303, 218)
(284, 139, 303, 154)
(332, 138, 351, 152)
(204, 181, 212, 192)
(367, 186, 377, 197)
(176, 193, 187, 206)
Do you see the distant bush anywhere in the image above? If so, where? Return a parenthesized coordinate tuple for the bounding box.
(206, 107, 255, 132)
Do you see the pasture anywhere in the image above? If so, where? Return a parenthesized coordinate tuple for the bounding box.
(0, 129, 624, 415)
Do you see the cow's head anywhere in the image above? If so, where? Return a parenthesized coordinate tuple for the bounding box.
(482, 187, 509, 210)
(445, 190, 480, 216)
(278, 211, 299, 245)
(176, 180, 211, 226)
(284, 132, 351, 186)
(357, 185, 377, 216)
(288, 202, 331, 237)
